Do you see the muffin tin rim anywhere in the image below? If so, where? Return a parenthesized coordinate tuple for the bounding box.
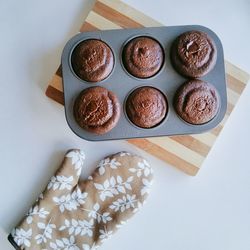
(73, 85, 121, 134)
(69, 38, 116, 84)
(120, 34, 166, 81)
(61, 25, 227, 141)
(170, 30, 218, 78)
(173, 80, 222, 126)
(123, 84, 170, 130)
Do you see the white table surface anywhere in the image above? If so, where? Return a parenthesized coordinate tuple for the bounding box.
(1, 0, 250, 249)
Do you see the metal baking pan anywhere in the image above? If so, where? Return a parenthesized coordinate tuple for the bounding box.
(61, 25, 227, 141)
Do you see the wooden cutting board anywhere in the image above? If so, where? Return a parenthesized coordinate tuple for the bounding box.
(46, 0, 250, 176)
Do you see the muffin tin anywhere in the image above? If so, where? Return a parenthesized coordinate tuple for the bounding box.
(61, 25, 227, 141)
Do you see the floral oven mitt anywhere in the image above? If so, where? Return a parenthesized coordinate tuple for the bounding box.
(9, 150, 153, 250)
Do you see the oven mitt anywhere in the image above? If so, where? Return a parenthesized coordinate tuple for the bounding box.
(9, 149, 153, 250)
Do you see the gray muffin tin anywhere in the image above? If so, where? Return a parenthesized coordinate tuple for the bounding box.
(61, 25, 227, 141)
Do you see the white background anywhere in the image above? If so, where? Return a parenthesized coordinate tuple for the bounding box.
(1, 0, 250, 249)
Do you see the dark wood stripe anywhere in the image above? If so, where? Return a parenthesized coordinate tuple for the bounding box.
(170, 135, 210, 157)
(128, 138, 199, 176)
(93, 1, 143, 29)
(226, 73, 246, 95)
(45, 85, 64, 105)
(80, 22, 100, 32)
(55, 65, 62, 77)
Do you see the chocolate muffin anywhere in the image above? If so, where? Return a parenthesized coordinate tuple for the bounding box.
(126, 87, 167, 128)
(171, 31, 217, 78)
(175, 80, 220, 125)
(123, 37, 164, 78)
(74, 86, 120, 134)
(71, 39, 114, 82)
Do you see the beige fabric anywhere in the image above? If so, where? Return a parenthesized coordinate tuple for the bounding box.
(11, 149, 153, 250)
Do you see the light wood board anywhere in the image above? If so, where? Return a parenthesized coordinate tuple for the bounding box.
(45, 0, 250, 175)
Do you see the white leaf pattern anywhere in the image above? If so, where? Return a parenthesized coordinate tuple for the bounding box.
(50, 236, 80, 250)
(81, 203, 112, 224)
(141, 178, 153, 196)
(94, 176, 133, 201)
(99, 227, 113, 243)
(35, 219, 56, 245)
(97, 158, 121, 176)
(11, 151, 153, 250)
(11, 228, 32, 248)
(59, 219, 94, 237)
(129, 159, 152, 177)
(47, 175, 73, 191)
(53, 188, 88, 213)
(66, 150, 85, 176)
(119, 152, 131, 157)
(109, 194, 137, 212)
(25, 206, 49, 224)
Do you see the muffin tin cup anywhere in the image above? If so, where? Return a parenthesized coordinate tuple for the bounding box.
(61, 25, 227, 141)
(120, 34, 166, 80)
(123, 85, 170, 130)
(69, 39, 116, 84)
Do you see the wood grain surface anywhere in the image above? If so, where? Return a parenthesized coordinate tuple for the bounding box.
(45, 0, 250, 175)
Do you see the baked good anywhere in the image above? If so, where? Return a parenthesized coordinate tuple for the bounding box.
(171, 31, 217, 78)
(175, 80, 220, 124)
(122, 36, 164, 78)
(71, 39, 114, 82)
(74, 86, 120, 134)
(126, 87, 167, 128)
